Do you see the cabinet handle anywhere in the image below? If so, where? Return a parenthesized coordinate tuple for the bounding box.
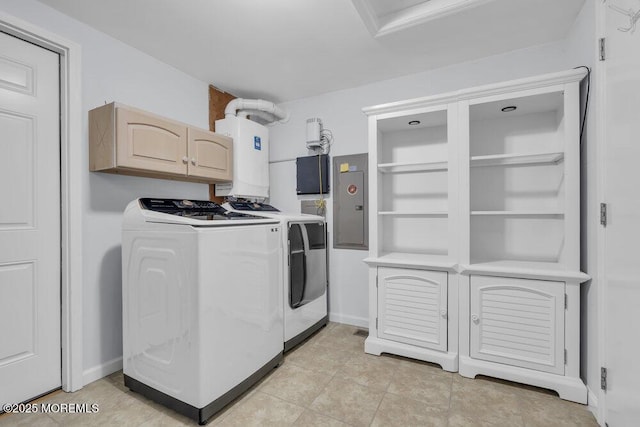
(440, 309, 447, 318)
(182, 156, 189, 164)
(191, 158, 196, 165)
(471, 314, 480, 323)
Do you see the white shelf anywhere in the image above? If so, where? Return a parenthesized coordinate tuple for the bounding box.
(379, 211, 448, 217)
(460, 260, 590, 282)
(365, 252, 457, 272)
(471, 210, 564, 217)
(378, 161, 448, 173)
(470, 152, 564, 167)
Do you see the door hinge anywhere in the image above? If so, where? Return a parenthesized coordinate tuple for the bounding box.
(600, 203, 608, 227)
(564, 349, 568, 364)
(565, 294, 568, 309)
(376, 275, 378, 288)
(601, 367, 608, 390)
(375, 317, 378, 329)
(599, 38, 606, 61)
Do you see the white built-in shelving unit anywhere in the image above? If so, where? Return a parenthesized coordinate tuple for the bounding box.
(365, 100, 459, 372)
(363, 69, 589, 403)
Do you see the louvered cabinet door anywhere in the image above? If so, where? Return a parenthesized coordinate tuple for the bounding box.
(470, 275, 565, 374)
(377, 267, 448, 351)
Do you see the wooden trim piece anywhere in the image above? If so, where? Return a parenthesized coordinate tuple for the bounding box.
(208, 85, 235, 132)
(208, 85, 236, 201)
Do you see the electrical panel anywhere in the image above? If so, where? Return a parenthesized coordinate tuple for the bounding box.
(333, 153, 368, 250)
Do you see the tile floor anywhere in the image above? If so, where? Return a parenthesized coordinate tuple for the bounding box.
(0, 322, 598, 426)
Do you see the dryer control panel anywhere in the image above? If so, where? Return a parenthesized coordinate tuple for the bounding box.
(227, 201, 280, 212)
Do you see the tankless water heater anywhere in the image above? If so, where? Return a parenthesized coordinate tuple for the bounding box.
(215, 116, 270, 199)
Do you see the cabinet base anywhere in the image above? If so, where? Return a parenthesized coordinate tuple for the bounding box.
(459, 356, 587, 404)
(365, 336, 458, 372)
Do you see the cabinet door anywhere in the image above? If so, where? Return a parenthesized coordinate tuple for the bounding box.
(470, 275, 564, 374)
(116, 107, 187, 175)
(187, 127, 233, 181)
(378, 267, 447, 351)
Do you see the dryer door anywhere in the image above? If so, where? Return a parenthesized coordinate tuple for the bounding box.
(288, 223, 306, 308)
(302, 222, 327, 303)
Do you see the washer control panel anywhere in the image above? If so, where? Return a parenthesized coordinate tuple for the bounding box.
(139, 198, 262, 220)
(140, 198, 222, 212)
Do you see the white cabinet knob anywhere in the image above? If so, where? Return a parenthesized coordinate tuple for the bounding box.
(191, 158, 196, 165)
(471, 314, 480, 323)
(440, 309, 447, 318)
(182, 156, 188, 164)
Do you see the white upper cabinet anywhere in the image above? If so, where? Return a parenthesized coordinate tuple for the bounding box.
(368, 103, 459, 271)
(464, 88, 577, 275)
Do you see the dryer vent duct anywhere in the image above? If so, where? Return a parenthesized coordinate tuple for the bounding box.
(224, 98, 290, 125)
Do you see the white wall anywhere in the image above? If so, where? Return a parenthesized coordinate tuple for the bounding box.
(268, 0, 599, 396)
(0, 0, 211, 383)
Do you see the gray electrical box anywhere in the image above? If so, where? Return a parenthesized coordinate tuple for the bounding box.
(333, 153, 368, 250)
(301, 199, 326, 217)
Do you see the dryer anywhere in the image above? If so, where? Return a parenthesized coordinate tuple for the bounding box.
(224, 201, 328, 351)
(122, 198, 283, 424)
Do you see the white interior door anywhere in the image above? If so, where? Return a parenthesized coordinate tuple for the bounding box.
(602, 1, 640, 425)
(0, 32, 61, 406)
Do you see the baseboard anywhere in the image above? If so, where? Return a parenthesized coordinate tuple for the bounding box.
(82, 356, 123, 386)
(328, 312, 368, 328)
(587, 386, 599, 419)
(459, 356, 587, 404)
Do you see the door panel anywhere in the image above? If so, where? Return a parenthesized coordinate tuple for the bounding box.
(336, 171, 365, 246)
(0, 32, 61, 406)
(116, 108, 187, 174)
(0, 54, 34, 94)
(603, 2, 640, 424)
(301, 222, 327, 303)
(187, 127, 232, 180)
(0, 262, 35, 362)
(378, 267, 448, 351)
(470, 275, 564, 375)
(0, 111, 34, 228)
(288, 224, 305, 308)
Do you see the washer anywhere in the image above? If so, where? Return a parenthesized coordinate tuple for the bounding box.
(224, 201, 328, 351)
(122, 198, 283, 424)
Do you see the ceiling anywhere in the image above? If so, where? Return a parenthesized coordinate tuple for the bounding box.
(36, 0, 585, 103)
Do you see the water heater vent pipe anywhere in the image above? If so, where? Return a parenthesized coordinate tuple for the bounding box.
(224, 98, 290, 124)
